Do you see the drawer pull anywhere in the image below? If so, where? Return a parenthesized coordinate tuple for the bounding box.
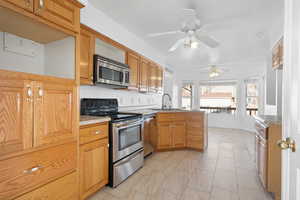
(95, 130, 101, 135)
(23, 165, 43, 174)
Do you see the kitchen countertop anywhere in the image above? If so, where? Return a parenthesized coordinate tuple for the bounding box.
(126, 108, 205, 116)
(80, 115, 111, 126)
(253, 115, 282, 126)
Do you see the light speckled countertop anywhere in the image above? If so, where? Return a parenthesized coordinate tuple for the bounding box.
(126, 108, 205, 116)
(253, 115, 282, 126)
(80, 115, 111, 126)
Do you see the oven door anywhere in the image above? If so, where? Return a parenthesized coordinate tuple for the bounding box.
(112, 119, 144, 162)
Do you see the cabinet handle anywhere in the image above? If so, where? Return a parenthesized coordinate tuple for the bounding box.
(94, 130, 101, 135)
(39, 0, 44, 9)
(23, 165, 43, 174)
(38, 88, 43, 97)
(26, 87, 33, 102)
(107, 143, 110, 148)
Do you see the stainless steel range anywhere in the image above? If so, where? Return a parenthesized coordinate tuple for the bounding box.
(80, 98, 144, 187)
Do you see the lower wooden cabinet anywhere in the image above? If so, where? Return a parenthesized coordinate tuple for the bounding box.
(157, 122, 173, 149)
(79, 123, 109, 200)
(154, 112, 207, 151)
(15, 172, 78, 200)
(0, 142, 77, 200)
(172, 122, 186, 148)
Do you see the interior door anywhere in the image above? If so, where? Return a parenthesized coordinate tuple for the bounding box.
(33, 81, 75, 146)
(0, 80, 33, 156)
(281, 0, 300, 199)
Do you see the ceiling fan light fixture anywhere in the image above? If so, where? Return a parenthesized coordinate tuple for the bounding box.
(209, 71, 220, 78)
(190, 41, 199, 49)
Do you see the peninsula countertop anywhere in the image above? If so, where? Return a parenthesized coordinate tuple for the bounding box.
(253, 115, 282, 126)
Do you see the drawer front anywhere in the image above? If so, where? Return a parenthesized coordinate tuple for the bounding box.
(255, 122, 268, 139)
(0, 142, 77, 200)
(186, 112, 203, 121)
(80, 123, 108, 144)
(156, 113, 175, 122)
(15, 172, 78, 200)
(187, 122, 203, 137)
(186, 135, 203, 150)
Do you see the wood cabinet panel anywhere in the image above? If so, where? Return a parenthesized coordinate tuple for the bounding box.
(79, 122, 108, 145)
(80, 139, 108, 200)
(33, 81, 75, 146)
(157, 123, 173, 149)
(80, 25, 95, 85)
(156, 66, 163, 93)
(139, 58, 149, 92)
(3, 0, 34, 12)
(15, 172, 78, 200)
(0, 80, 33, 156)
(34, 0, 81, 32)
(127, 52, 140, 90)
(148, 63, 157, 92)
(0, 142, 76, 200)
(172, 122, 186, 147)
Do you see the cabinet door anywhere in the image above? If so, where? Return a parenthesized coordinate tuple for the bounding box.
(3, 0, 34, 12)
(139, 58, 149, 92)
(156, 66, 163, 93)
(33, 81, 75, 146)
(80, 26, 95, 85)
(34, 0, 81, 32)
(0, 80, 33, 156)
(127, 52, 140, 90)
(157, 122, 172, 149)
(258, 138, 268, 188)
(148, 63, 157, 92)
(172, 122, 186, 148)
(80, 139, 108, 199)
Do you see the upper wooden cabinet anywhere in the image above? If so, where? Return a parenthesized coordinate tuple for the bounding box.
(127, 52, 140, 90)
(80, 25, 95, 85)
(4, 0, 34, 12)
(0, 79, 33, 156)
(156, 66, 163, 93)
(33, 81, 75, 146)
(148, 63, 157, 93)
(272, 37, 283, 70)
(1, 0, 83, 33)
(139, 58, 149, 92)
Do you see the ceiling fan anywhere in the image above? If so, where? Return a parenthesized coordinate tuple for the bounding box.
(198, 65, 230, 78)
(147, 8, 220, 52)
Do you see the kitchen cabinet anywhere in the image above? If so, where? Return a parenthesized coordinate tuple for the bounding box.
(80, 25, 95, 85)
(79, 122, 109, 200)
(127, 52, 140, 90)
(15, 172, 78, 200)
(33, 81, 75, 146)
(33, 0, 82, 32)
(254, 117, 282, 200)
(148, 63, 157, 93)
(154, 112, 207, 151)
(172, 122, 186, 148)
(272, 37, 283, 70)
(4, 0, 34, 12)
(139, 58, 149, 92)
(0, 142, 77, 200)
(157, 122, 173, 149)
(156, 66, 163, 93)
(0, 79, 33, 156)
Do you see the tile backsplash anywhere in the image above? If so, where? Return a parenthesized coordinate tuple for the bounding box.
(80, 85, 162, 110)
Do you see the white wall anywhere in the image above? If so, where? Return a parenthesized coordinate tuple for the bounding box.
(0, 32, 45, 74)
(79, 1, 168, 110)
(44, 37, 75, 79)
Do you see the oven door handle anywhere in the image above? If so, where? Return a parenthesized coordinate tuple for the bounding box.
(115, 120, 143, 129)
(114, 149, 144, 167)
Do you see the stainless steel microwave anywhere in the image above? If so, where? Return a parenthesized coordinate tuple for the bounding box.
(93, 55, 130, 87)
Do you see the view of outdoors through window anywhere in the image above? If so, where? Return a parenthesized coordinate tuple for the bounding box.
(182, 84, 193, 110)
(200, 84, 237, 114)
(246, 82, 259, 116)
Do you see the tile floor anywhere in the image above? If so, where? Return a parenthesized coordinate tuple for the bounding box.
(89, 128, 273, 200)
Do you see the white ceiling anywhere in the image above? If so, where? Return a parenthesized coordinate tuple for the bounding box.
(89, 0, 283, 70)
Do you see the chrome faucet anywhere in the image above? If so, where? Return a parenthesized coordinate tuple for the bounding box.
(162, 93, 172, 110)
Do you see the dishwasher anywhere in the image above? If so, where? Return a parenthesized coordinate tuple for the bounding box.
(143, 114, 155, 157)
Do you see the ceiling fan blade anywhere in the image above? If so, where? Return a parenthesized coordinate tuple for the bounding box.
(168, 39, 184, 52)
(147, 31, 181, 37)
(196, 35, 219, 48)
